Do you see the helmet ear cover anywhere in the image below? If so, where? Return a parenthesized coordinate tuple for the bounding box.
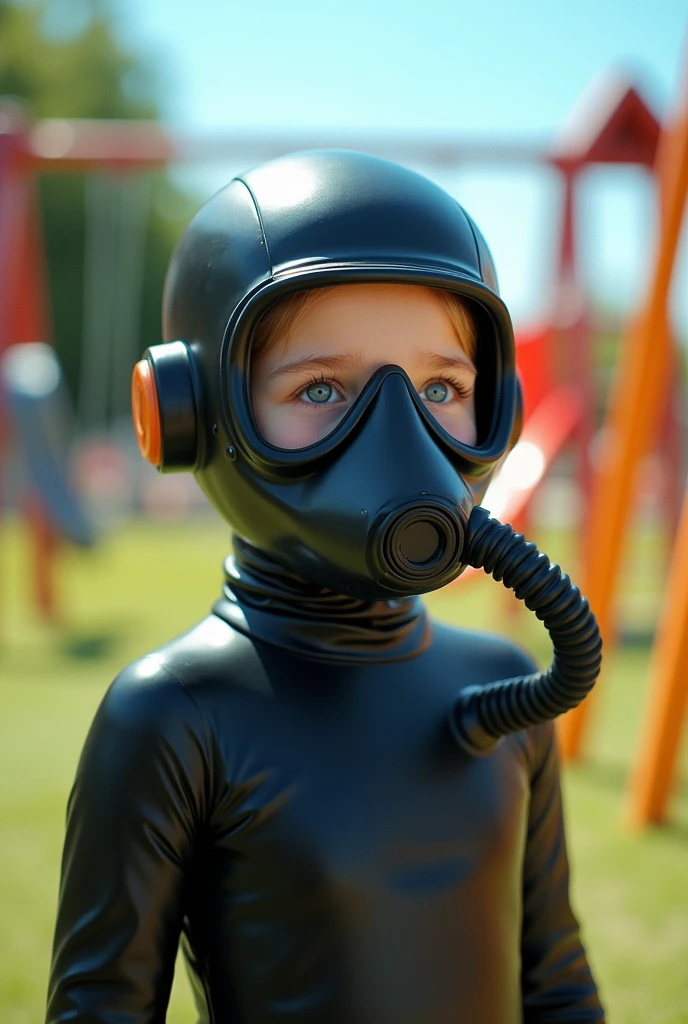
(131, 340, 201, 472)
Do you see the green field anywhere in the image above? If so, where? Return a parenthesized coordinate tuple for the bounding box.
(1, 516, 687, 1023)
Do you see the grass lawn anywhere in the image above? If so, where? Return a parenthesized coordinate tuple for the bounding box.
(1, 515, 687, 1023)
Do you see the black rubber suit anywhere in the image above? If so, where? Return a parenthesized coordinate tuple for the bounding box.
(47, 151, 604, 1023)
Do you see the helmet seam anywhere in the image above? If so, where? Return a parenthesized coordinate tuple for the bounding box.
(457, 203, 484, 282)
(236, 176, 274, 274)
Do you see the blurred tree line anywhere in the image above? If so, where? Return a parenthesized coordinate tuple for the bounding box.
(0, 0, 195, 424)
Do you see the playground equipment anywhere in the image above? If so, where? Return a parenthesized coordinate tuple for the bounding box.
(0, 104, 97, 619)
(466, 79, 676, 583)
(0, 65, 686, 824)
(1, 342, 95, 548)
(557, 62, 688, 826)
(484, 79, 675, 532)
(483, 63, 688, 827)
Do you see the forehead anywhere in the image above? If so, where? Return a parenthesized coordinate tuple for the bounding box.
(300, 282, 450, 316)
(251, 280, 477, 370)
(283, 283, 460, 344)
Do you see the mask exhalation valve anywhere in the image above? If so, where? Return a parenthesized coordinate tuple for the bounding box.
(373, 499, 468, 590)
(399, 521, 441, 563)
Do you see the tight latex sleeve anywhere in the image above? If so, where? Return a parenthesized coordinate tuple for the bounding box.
(46, 658, 212, 1024)
(521, 722, 605, 1022)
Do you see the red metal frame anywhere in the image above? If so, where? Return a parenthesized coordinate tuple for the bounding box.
(0, 106, 59, 619)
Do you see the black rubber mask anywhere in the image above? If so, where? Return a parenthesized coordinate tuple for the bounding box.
(243, 364, 476, 598)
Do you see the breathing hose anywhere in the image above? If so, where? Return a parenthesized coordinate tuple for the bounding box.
(448, 506, 603, 757)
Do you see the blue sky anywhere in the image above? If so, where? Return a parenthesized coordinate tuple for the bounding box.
(115, 0, 687, 329)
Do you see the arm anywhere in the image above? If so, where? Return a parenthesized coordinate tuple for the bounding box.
(46, 657, 212, 1024)
(521, 722, 605, 1023)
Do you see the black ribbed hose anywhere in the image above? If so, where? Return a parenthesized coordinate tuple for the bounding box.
(448, 506, 603, 756)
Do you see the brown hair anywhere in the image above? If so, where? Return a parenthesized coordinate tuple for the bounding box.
(251, 286, 476, 363)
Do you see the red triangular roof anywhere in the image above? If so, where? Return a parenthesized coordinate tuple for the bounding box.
(554, 73, 660, 166)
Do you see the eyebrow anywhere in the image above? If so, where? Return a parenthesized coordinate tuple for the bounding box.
(415, 351, 477, 375)
(266, 353, 363, 380)
(265, 349, 477, 381)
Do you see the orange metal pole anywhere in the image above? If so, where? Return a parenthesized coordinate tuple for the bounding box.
(626, 473, 688, 826)
(660, 347, 685, 544)
(558, 61, 688, 762)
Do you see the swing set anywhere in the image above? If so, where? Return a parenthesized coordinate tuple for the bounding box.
(0, 57, 686, 828)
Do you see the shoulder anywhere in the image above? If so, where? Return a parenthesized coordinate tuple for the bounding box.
(92, 653, 203, 756)
(73, 637, 226, 834)
(79, 619, 248, 790)
(429, 617, 539, 680)
(102, 614, 267, 726)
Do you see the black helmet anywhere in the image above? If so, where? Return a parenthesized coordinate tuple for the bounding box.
(134, 150, 519, 598)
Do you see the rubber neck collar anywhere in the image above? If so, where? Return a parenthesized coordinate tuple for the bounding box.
(213, 536, 431, 663)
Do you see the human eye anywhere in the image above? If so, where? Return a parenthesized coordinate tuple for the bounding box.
(421, 377, 473, 405)
(297, 376, 344, 406)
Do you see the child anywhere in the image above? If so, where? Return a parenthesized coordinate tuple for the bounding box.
(47, 150, 604, 1023)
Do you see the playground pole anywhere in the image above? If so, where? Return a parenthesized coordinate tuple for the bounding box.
(558, 60, 688, 762)
(555, 166, 595, 529)
(626, 470, 688, 826)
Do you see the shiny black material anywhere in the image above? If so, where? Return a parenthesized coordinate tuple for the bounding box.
(215, 537, 431, 662)
(450, 508, 603, 755)
(229, 363, 475, 599)
(146, 340, 201, 470)
(149, 150, 518, 597)
(47, 558, 604, 1023)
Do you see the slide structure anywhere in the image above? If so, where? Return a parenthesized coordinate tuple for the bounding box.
(1, 342, 96, 548)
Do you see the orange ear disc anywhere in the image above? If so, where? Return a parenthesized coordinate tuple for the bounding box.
(132, 359, 162, 467)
